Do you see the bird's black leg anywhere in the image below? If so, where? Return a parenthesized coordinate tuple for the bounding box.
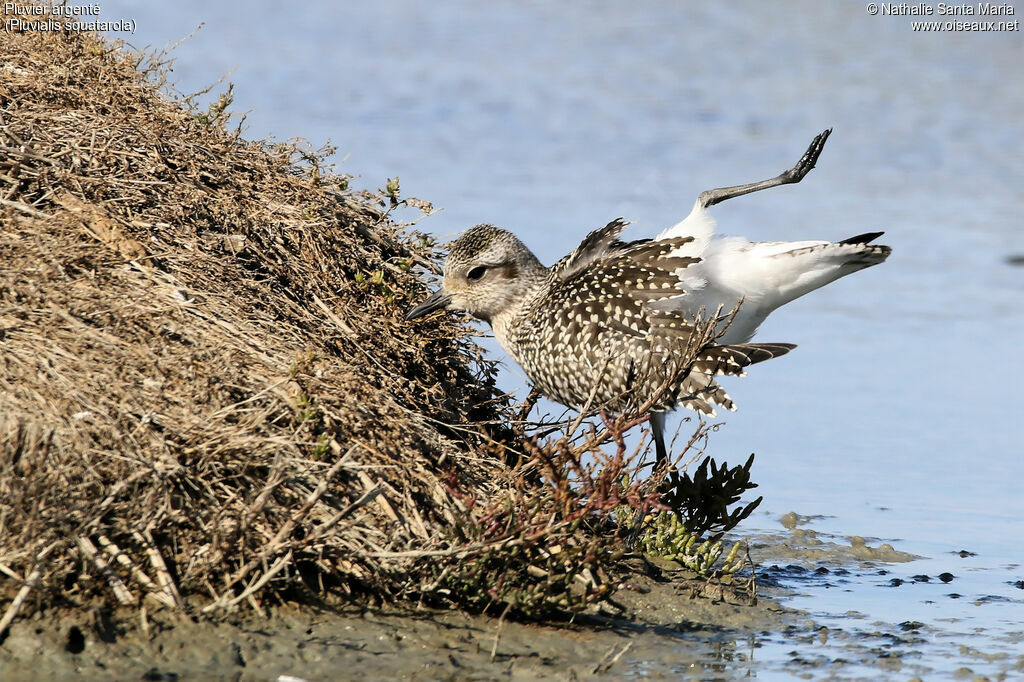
(650, 411, 668, 465)
(697, 129, 831, 209)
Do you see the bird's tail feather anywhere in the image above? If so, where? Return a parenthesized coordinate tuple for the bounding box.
(693, 342, 797, 377)
(677, 342, 795, 416)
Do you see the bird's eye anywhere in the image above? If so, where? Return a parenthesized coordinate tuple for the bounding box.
(466, 266, 487, 281)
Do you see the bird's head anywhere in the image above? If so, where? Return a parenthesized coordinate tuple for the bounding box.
(405, 225, 546, 323)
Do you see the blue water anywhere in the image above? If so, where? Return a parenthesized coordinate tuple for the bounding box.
(102, 1, 1023, 677)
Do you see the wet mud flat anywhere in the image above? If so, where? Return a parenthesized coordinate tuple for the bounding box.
(4, 519, 1019, 680)
(0, 563, 791, 681)
(0, 524, 963, 682)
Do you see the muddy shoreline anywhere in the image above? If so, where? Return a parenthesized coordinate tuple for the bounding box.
(0, 561, 795, 681)
(1, 520, 960, 680)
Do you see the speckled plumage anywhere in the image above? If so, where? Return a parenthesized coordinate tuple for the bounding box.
(406, 219, 795, 461)
(484, 219, 774, 416)
(406, 130, 891, 462)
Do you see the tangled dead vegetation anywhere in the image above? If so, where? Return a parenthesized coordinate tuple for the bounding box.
(0, 19, 518, 624)
(1, 15, 763, 633)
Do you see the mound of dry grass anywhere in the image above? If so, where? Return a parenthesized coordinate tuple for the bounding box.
(0, 15, 530, 625)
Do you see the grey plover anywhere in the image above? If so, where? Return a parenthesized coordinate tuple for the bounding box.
(407, 130, 891, 463)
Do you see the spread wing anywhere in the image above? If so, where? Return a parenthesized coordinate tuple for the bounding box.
(553, 218, 698, 282)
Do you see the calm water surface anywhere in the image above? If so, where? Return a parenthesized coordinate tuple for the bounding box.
(103, 1, 1023, 677)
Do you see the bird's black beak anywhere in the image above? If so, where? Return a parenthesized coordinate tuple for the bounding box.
(405, 290, 453, 320)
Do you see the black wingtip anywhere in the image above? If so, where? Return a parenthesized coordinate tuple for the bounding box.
(839, 231, 885, 245)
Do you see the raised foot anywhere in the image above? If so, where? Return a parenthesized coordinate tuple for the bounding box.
(783, 128, 832, 184)
(698, 128, 833, 209)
